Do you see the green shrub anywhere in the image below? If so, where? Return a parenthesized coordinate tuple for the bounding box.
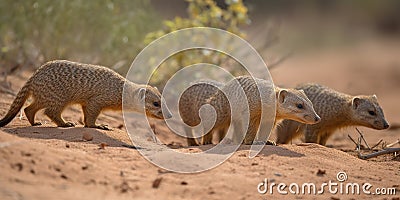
(143, 0, 250, 88)
(0, 0, 160, 74)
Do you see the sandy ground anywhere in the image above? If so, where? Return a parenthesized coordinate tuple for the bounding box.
(0, 41, 399, 200)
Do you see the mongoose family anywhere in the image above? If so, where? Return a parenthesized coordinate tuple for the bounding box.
(179, 76, 321, 145)
(276, 83, 390, 145)
(0, 60, 171, 129)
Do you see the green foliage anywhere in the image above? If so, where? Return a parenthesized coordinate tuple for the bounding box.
(144, 0, 250, 87)
(0, 0, 160, 73)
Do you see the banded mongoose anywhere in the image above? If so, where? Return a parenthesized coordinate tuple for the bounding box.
(179, 76, 321, 145)
(0, 60, 171, 130)
(276, 83, 390, 145)
(179, 80, 226, 146)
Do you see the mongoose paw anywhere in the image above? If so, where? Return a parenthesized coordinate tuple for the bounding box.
(187, 139, 199, 146)
(250, 140, 276, 146)
(187, 142, 199, 146)
(251, 141, 266, 145)
(96, 124, 112, 131)
(59, 122, 76, 127)
(32, 122, 42, 126)
(265, 140, 277, 146)
(201, 141, 212, 145)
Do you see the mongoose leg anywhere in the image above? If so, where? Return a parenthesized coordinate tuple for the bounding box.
(44, 106, 74, 127)
(201, 130, 213, 145)
(276, 122, 306, 144)
(217, 127, 228, 143)
(184, 126, 198, 146)
(318, 132, 331, 146)
(304, 129, 320, 143)
(243, 117, 261, 145)
(24, 101, 44, 126)
(187, 138, 198, 146)
(82, 104, 110, 130)
(232, 119, 246, 144)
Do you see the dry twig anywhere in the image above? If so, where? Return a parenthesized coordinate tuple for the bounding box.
(370, 139, 383, 150)
(386, 139, 400, 148)
(358, 148, 400, 160)
(347, 134, 358, 147)
(355, 128, 370, 149)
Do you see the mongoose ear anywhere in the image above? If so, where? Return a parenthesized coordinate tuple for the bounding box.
(352, 97, 362, 109)
(154, 86, 159, 91)
(278, 89, 288, 104)
(372, 94, 377, 99)
(138, 88, 146, 102)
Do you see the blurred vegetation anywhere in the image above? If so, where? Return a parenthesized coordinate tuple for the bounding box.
(2, 0, 397, 85)
(0, 0, 160, 74)
(144, 0, 250, 88)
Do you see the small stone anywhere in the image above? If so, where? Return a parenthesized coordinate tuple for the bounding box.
(60, 174, 68, 179)
(82, 132, 93, 141)
(11, 163, 23, 171)
(317, 169, 326, 176)
(181, 181, 188, 185)
(274, 172, 282, 177)
(152, 177, 163, 189)
(99, 143, 108, 149)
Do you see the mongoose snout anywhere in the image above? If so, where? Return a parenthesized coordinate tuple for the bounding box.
(303, 114, 321, 124)
(140, 86, 172, 119)
(374, 120, 390, 130)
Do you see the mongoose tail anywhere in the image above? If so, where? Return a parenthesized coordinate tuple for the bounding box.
(0, 84, 30, 127)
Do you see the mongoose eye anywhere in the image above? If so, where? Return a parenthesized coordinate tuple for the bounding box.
(296, 104, 304, 109)
(368, 111, 376, 116)
(153, 102, 160, 107)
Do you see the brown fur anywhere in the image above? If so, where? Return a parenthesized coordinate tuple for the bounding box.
(178, 80, 226, 146)
(276, 83, 389, 145)
(179, 76, 320, 145)
(0, 60, 170, 130)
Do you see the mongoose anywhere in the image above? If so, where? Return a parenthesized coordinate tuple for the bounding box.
(179, 76, 321, 145)
(179, 80, 226, 146)
(0, 60, 171, 130)
(276, 83, 390, 145)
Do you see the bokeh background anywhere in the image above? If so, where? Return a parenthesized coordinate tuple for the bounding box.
(2, 0, 399, 76)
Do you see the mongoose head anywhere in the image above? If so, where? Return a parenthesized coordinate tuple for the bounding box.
(276, 88, 321, 124)
(124, 83, 172, 119)
(349, 95, 389, 130)
(140, 86, 172, 119)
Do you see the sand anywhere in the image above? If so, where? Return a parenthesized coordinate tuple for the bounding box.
(0, 40, 399, 200)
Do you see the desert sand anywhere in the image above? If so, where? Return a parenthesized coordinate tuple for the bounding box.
(0, 40, 399, 200)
